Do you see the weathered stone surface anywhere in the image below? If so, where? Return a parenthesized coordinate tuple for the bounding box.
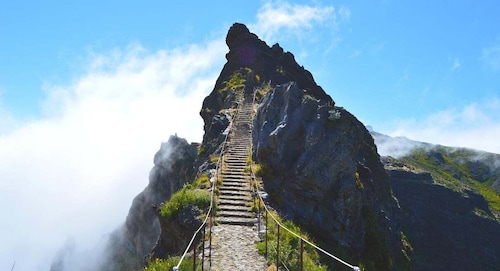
(252, 82, 407, 270)
(102, 135, 197, 270)
(200, 23, 332, 142)
(210, 225, 267, 270)
(376, 138, 500, 271)
(147, 205, 203, 260)
(386, 159, 500, 271)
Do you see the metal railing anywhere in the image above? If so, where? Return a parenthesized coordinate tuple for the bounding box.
(250, 167, 361, 271)
(172, 102, 241, 271)
(172, 94, 359, 271)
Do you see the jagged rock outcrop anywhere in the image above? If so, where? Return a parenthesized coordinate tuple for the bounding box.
(102, 135, 197, 270)
(147, 205, 203, 260)
(252, 82, 408, 270)
(199, 23, 332, 159)
(196, 23, 409, 270)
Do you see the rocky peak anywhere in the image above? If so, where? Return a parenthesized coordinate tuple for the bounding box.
(196, 23, 409, 269)
(201, 23, 332, 134)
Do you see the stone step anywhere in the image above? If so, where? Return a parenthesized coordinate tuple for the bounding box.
(217, 210, 255, 219)
(222, 172, 247, 176)
(221, 173, 248, 179)
(225, 151, 247, 154)
(221, 173, 250, 181)
(223, 165, 247, 169)
(217, 204, 252, 212)
(216, 217, 256, 226)
(221, 177, 249, 182)
(217, 198, 251, 207)
(219, 190, 250, 198)
(219, 182, 250, 188)
(226, 153, 247, 157)
(220, 183, 248, 190)
(223, 163, 246, 167)
(226, 151, 246, 154)
(221, 172, 248, 177)
(224, 160, 247, 165)
(218, 194, 251, 201)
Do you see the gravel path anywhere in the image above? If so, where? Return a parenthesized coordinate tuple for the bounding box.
(209, 224, 267, 270)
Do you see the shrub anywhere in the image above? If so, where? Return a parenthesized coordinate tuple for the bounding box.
(257, 211, 327, 271)
(253, 163, 272, 178)
(355, 171, 364, 190)
(160, 187, 211, 218)
(195, 173, 210, 189)
(225, 72, 245, 90)
(144, 257, 193, 271)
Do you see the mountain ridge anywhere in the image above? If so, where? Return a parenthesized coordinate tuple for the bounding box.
(51, 22, 500, 271)
(372, 130, 500, 270)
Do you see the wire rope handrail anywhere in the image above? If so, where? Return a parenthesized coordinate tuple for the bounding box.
(251, 166, 361, 271)
(173, 102, 241, 271)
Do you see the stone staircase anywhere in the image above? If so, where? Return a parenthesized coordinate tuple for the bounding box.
(209, 98, 268, 270)
(216, 99, 255, 226)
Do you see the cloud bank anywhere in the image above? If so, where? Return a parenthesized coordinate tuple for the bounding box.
(0, 41, 226, 271)
(387, 99, 500, 154)
(0, 2, 341, 270)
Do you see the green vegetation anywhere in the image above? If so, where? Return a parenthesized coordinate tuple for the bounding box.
(222, 71, 246, 91)
(252, 163, 272, 178)
(194, 173, 211, 189)
(249, 197, 264, 213)
(198, 145, 206, 155)
(209, 154, 219, 163)
(402, 147, 500, 212)
(255, 74, 261, 82)
(254, 81, 273, 101)
(355, 171, 364, 190)
(400, 231, 413, 261)
(160, 186, 211, 218)
(144, 257, 193, 271)
(257, 211, 327, 271)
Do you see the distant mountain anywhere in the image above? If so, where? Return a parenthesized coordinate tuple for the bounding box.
(371, 131, 500, 270)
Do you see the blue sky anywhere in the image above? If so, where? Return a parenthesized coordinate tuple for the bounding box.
(1, 1, 500, 151)
(1, 1, 499, 270)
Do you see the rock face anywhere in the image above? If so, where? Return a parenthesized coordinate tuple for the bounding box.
(200, 23, 332, 151)
(103, 135, 197, 270)
(387, 165, 500, 270)
(252, 82, 407, 270)
(147, 205, 203, 260)
(376, 136, 500, 271)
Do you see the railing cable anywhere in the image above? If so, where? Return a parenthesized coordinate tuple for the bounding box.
(173, 101, 241, 271)
(251, 167, 360, 271)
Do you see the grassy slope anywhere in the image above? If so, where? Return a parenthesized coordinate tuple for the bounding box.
(399, 146, 500, 216)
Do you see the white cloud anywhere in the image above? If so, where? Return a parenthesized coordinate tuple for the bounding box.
(0, 39, 226, 270)
(388, 99, 500, 154)
(252, 1, 335, 41)
(482, 43, 500, 71)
